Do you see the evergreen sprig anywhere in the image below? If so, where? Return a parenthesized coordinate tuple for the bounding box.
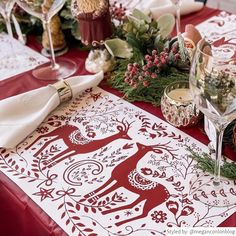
(187, 147, 236, 180)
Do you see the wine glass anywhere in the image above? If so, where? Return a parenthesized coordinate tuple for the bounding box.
(170, 0, 182, 35)
(189, 38, 236, 206)
(16, 0, 77, 81)
(0, 0, 16, 37)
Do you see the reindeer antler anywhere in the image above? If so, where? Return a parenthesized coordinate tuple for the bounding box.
(151, 142, 178, 159)
(111, 118, 134, 132)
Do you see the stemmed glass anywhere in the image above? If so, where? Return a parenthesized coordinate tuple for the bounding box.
(0, 0, 16, 37)
(16, 0, 77, 81)
(170, 0, 182, 35)
(189, 38, 236, 206)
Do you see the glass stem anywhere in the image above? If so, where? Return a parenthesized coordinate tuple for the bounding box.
(6, 15, 13, 37)
(212, 125, 225, 187)
(43, 16, 58, 70)
(176, 5, 181, 35)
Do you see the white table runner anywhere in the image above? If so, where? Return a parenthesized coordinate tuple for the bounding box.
(0, 87, 235, 236)
(0, 9, 236, 236)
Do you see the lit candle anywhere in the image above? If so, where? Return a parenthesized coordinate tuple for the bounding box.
(167, 88, 192, 102)
(161, 81, 201, 127)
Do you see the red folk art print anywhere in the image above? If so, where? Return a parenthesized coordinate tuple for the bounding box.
(0, 88, 235, 236)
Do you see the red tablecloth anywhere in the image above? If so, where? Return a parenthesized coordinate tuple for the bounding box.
(0, 7, 235, 236)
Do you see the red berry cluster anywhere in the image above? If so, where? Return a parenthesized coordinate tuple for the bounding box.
(110, 1, 126, 23)
(124, 48, 181, 89)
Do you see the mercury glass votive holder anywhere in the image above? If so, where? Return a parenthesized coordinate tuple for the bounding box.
(161, 81, 202, 127)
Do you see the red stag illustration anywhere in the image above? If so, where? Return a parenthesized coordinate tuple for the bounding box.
(84, 142, 177, 226)
(26, 119, 133, 168)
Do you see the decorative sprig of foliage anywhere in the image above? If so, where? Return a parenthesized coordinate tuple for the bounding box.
(106, 8, 191, 105)
(108, 48, 188, 106)
(187, 146, 236, 180)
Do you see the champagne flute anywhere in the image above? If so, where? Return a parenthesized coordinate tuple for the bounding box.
(170, 0, 182, 35)
(0, 0, 16, 37)
(16, 0, 77, 81)
(189, 38, 236, 206)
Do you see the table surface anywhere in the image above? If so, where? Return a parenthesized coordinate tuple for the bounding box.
(0, 6, 235, 236)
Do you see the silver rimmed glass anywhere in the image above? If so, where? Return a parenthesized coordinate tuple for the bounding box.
(189, 38, 236, 206)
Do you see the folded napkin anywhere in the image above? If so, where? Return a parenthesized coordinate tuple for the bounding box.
(0, 71, 104, 149)
(149, 0, 204, 20)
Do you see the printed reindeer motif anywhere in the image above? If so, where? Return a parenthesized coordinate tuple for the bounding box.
(84, 142, 177, 226)
(26, 118, 133, 168)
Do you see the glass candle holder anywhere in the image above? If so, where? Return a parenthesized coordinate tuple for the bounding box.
(161, 81, 202, 127)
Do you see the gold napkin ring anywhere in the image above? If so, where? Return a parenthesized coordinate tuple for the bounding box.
(50, 81, 72, 103)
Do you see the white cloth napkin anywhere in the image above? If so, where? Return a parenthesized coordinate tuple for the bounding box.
(0, 71, 104, 149)
(149, 0, 204, 19)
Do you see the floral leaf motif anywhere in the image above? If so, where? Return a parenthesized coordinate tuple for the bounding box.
(91, 207, 96, 213)
(139, 128, 147, 133)
(182, 198, 193, 205)
(149, 133, 157, 139)
(112, 192, 126, 202)
(151, 210, 167, 223)
(166, 176, 174, 182)
(166, 201, 179, 215)
(220, 189, 227, 197)
(123, 143, 133, 149)
(66, 219, 70, 225)
(0, 148, 6, 154)
(33, 187, 54, 201)
(230, 188, 236, 196)
(193, 193, 200, 201)
(48, 121, 62, 127)
(61, 212, 66, 219)
(84, 228, 93, 232)
(58, 203, 64, 210)
(175, 186, 185, 192)
(140, 167, 152, 175)
(76, 203, 80, 211)
(4, 153, 10, 158)
(180, 206, 194, 216)
(84, 206, 89, 213)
